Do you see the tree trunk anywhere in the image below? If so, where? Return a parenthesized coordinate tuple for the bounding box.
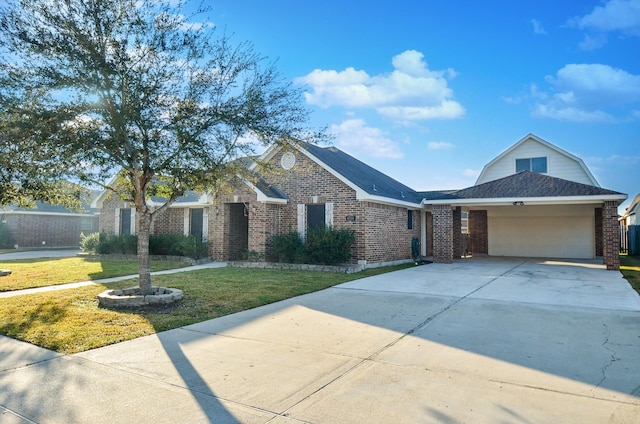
(137, 208, 153, 294)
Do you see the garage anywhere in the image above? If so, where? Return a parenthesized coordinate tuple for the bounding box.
(486, 204, 596, 259)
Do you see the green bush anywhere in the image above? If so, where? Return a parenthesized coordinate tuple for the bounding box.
(0, 222, 15, 249)
(149, 233, 180, 255)
(303, 226, 355, 265)
(271, 231, 304, 263)
(271, 227, 354, 265)
(170, 235, 208, 259)
(81, 232, 207, 258)
(93, 233, 137, 255)
(79, 232, 101, 253)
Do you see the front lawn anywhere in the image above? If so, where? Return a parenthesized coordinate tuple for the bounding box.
(0, 257, 188, 291)
(620, 255, 640, 295)
(0, 264, 412, 354)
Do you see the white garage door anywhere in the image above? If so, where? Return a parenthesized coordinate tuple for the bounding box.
(487, 205, 595, 259)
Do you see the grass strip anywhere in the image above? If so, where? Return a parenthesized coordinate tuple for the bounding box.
(0, 264, 412, 354)
(0, 257, 187, 291)
(620, 255, 640, 295)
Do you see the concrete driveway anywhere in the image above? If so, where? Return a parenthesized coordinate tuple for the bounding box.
(1, 257, 639, 423)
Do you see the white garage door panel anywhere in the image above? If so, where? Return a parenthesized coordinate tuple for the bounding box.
(488, 215, 593, 259)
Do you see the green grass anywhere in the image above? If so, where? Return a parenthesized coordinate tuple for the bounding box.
(0, 263, 412, 354)
(620, 255, 640, 295)
(0, 257, 188, 291)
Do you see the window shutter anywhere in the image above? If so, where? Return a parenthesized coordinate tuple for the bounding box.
(297, 204, 306, 240)
(183, 209, 190, 236)
(130, 208, 136, 235)
(325, 202, 334, 227)
(202, 208, 209, 241)
(114, 208, 120, 235)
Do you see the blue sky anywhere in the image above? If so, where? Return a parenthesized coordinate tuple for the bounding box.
(205, 0, 639, 209)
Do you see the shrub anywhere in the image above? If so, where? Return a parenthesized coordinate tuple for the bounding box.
(149, 234, 181, 255)
(0, 222, 15, 248)
(271, 231, 304, 263)
(94, 233, 138, 254)
(170, 235, 208, 259)
(271, 227, 355, 265)
(303, 226, 355, 265)
(79, 232, 101, 253)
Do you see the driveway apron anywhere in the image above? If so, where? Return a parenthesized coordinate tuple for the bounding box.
(1, 257, 639, 423)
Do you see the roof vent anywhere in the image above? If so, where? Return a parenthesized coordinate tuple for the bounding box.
(401, 191, 405, 198)
(372, 184, 377, 192)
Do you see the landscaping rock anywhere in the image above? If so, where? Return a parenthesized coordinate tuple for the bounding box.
(97, 286, 183, 308)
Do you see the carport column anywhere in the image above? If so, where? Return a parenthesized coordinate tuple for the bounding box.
(602, 201, 620, 271)
(453, 206, 462, 259)
(433, 204, 454, 263)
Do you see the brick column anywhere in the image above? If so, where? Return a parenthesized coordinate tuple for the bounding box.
(594, 207, 603, 257)
(433, 204, 453, 263)
(453, 206, 462, 259)
(469, 210, 488, 254)
(602, 201, 620, 270)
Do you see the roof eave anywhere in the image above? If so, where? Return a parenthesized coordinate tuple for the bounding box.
(425, 194, 627, 207)
(358, 192, 422, 208)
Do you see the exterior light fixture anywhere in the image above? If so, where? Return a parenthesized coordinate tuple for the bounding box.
(512, 201, 524, 206)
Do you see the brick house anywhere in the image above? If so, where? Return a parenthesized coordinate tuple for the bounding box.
(1, 201, 99, 248)
(94, 134, 626, 270)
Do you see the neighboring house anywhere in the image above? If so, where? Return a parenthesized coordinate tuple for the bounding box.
(94, 133, 627, 270)
(620, 193, 640, 255)
(0, 201, 99, 248)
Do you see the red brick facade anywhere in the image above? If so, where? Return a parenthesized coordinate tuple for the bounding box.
(2, 212, 98, 248)
(469, 210, 488, 254)
(432, 204, 453, 263)
(594, 207, 603, 257)
(207, 149, 422, 264)
(602, 201, 620, 270)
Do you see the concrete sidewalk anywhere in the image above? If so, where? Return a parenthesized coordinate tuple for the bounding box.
(1, 257, 639, 423)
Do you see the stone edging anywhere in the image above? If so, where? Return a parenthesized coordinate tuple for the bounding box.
(98, 286, 183, 307)
(228, 261, 365, 274)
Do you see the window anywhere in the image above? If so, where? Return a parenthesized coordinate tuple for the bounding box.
(190, 208, 204, 241)
(461, 211, 469, 234)
(306, 204, 326, 231)
(516, 157, 547, 173)
(120, 208, 132, 235)
(407, 210, 413, 230)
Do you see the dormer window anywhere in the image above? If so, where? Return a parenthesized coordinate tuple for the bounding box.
(516, 157, 547, 173)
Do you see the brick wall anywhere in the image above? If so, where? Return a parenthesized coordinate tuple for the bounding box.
(594, 207, 603, 257)
(602, 201, 620, 270)
(453, 207, 462, 259)
(209, 149, 421, 264)
(432, 204, 453, 263)
(3, 212, 97, 248)
(362, 203, 422, 263)
(469, 210, 488, 254)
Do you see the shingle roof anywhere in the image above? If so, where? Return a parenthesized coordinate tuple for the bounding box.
(451, 171, 623, 199)
(301, 143, 422, 204)
(253, 177, 288, 200)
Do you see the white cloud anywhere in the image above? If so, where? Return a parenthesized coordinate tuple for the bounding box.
(462, 169, 480, 178)
(329, 119, 403, 159)
(569, 0, 640, 36)
(531, 64, 640, 122)
(296, 50, 464, 122)
(531, 19, 546, 34)
(427, 141, 454, 150)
